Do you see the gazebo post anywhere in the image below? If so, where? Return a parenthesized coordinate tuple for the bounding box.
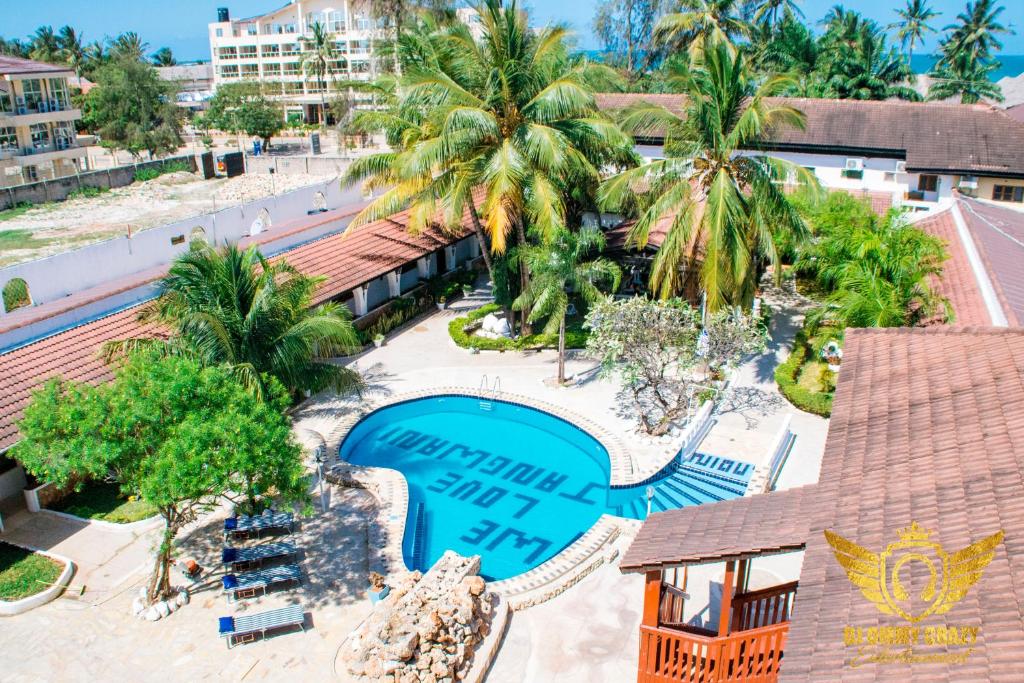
(718, 560, 736, 636)
(642, 570, 662, 627)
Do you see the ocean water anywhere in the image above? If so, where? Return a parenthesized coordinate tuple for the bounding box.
(339, 395, 752, 580)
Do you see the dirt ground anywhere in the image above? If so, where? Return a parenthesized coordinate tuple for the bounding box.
(0, 171, 339, 267)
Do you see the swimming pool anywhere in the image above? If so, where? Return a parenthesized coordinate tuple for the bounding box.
(338, 395, 751, 580)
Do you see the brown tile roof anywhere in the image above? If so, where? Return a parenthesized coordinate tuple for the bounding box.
(620, 326, 1024, 681)
(913, 208, 993, 327)
(619, 485, 815, 570)
(958, 197, 1024, 326)
(0, 203, 475, 451)
(596, 93, 1024, 177)
(0, 55, 72, 76)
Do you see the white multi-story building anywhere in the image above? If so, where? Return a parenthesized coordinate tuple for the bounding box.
(0, 55, 88, 188)
(208, 1, 388, 124)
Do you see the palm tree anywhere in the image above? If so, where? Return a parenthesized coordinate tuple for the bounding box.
(346, 0, 635, 328)
(513, 228, 621, 383)
(928, 50, 1004, 102)
(654, 0, 752, 57)
(941, 0, 1012, 64)
(820, 23, 920, 100)
(111, 32, 149, 61)
(103, 243, 363, 402)
(151, 47, 177, 66)
(30, 26, 61, 64)
(889, 0, 939, 66)
(600, 40, 815, 310)
(751, 0, 804, 29)
(84, 40, 110, 77)
(299, 21, 336, 126)
(57, 26, 86, 77)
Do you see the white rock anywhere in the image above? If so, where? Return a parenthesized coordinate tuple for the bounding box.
(131, 597, 146, 616)
(144, 606, 161, 621)
(156, 601, 171, 618)
(138, 586, 148, 600)
(175, 590, 189, 606)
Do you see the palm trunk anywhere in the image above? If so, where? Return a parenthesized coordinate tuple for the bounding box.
(557, 313, 566, 384)
(466, 196, 496, 285)
(516, 218, 532, 335)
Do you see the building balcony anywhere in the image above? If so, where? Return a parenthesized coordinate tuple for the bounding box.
(0, 107, 81, 127)
(637, 566, 796, 683)
(13, 142, 87, 165)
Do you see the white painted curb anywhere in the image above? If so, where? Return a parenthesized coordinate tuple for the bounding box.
(0, 543, 75, 616)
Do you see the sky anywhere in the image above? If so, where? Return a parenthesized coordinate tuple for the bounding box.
(3, 0, 1023, 62)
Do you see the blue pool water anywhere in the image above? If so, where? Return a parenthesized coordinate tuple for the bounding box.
(338, 396, 752, 580)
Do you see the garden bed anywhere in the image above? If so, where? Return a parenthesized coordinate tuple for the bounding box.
(448, 304, 588, 351)
(0, 542, 63, 601)
(775, 325, 839, 417)
(48, 480, 157, 524)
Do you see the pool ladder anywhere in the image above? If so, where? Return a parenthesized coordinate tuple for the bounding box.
(478, 374, 501, 411)
(409, 503, 427, 570)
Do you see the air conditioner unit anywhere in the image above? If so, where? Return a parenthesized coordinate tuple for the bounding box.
(845, 158, 864, 172)
(896, 161, 907, 173)
(959, 175, 979, 190)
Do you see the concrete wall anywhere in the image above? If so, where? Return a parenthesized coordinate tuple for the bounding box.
(0, 464, 26, 502)
(246, 155, 353, 177)
(973, 176, 1024, 204)
(0, 178, 367, 311)
(0, 155, 198, 210)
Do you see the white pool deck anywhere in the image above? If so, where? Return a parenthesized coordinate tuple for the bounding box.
(0, 284, 827, 681)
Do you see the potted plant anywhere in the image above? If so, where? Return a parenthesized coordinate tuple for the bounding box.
(368, 571, 390, 604)
(436, 296, 446, 311)
(821, 340, 843, 373)
(373, 333, 385, 348)
(461, 283, 474, 297)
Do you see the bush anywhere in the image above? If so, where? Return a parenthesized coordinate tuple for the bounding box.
(67, 186, 109, 200)
(360, 292, 431, 344)
(775, 328, 833, 417)
(448, 304, 588, 352)
(133, 159, 192, 183)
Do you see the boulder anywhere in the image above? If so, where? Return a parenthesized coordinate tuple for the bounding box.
(386, 631, 419, 661)
(155, 601, 171, 618)
(175, 590, 189, 607)
(144, 606, 161, 622)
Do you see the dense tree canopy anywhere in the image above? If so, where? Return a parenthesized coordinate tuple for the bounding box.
(201, 81, 284, 146)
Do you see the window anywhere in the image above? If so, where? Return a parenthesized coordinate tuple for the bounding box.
(0, 127, 16, 151)
(335, 41, 348, 53)
(239, 45, 257, 59)
(21, 79, 43, 109)
(993, 185, 1024, 203)
(328, 59, 347, 74)
(215, 28, 223, 37)
(24, 165, 38, 182)
(263, 63, 281, 76)
(918, 174, 939, 192)
(29, 123, 49, 148)
(283, 62, 301, 76)
(261, 44, 280, 57)
(841, 168, 863, 180)
(306, 80, 326, 94)
(284, 22, 297, 34)
(53, 122, 75, 149)
(47, 78, 69, 108)
(351, 39, 370, 54)
(245, 23, 257, 36)
(884, 172, 897, 183)
(218, 46, 237, 60)
(283, 81, 303, 94)
(328, 10, 346, 31)
(241, 63, 259, 77)
(281, 43, 300, 56)
(0, 85, 11, 112)
(220, 64, 239, 78)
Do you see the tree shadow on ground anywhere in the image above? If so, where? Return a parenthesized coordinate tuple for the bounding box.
(713, 386, 786, 430)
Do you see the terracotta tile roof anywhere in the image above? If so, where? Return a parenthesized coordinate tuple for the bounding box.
(958, 197, 1024, 326)
(913, 208, 993, 327)
(603, 214, 675, 251)
(0, 55, 72, 76)
(596, 93, 1024, 177)
(0, 202, 476, 451)
(620, 326, 1024, 681)
(619, 485, 815, 570)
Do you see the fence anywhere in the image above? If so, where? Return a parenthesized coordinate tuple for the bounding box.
(0, 155, 198, 210)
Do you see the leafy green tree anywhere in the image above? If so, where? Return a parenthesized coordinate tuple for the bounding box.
(928, 0, 1010, 103)
(513, 228, 621, 383)
(928, 50, 1004, 102)
(110, 32, 149, 62)
(889, 0, 939, 65)
(654, 0, 752, 58)
(299, 21, 336, 126)
(57, 26, 86, 77)
(816, 12, 920, 100)
(593, 0, 668, 81)
(30, 26, 60, 63)
(796, 192, 951, 329)
(14, 353, 307, 602)
(81, 57, 182, 159)
(600, 40, 815, 310)
(151, 46, 177, 66)
(104, 243, 363, 402)
(203, 81, 284, 148)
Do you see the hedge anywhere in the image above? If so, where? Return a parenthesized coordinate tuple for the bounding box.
(448, 304, 588, 351)
(775, 328, 833, 417)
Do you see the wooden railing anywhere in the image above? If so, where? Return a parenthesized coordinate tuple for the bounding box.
(638, 621, 789, 683)
(731, 581, 798, 632)
(659, 584, 689, 628)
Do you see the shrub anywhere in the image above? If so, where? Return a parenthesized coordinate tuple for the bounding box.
(775, 328, 833, 417)
(448, 304, 588, 352)
(133, 159, 192, 183)
(67, 186, 109, 200)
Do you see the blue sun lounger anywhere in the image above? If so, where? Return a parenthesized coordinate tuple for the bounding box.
(223, 510, 295, 541)
(223, 563, 302, 602)
(218, 604, 306, 648)
(221, 541, 297, 572)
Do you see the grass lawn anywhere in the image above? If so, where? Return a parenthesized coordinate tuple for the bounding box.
(0, 542, 63, 601)
(0, 202, 39, 223)
(797, 360, 834, 394)
(0, 228, 52, 250)
(50, 480, 158, 524)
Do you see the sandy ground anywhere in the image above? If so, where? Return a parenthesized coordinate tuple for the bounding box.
(0, 171, 339, 267)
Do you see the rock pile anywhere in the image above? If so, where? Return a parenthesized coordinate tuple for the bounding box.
(341, 551, 498, 683)
(130, 587, 189, 622)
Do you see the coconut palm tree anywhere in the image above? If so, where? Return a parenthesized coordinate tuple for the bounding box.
(111, 32, 149, 62)
(889, 0, 939, 65)
(819, 22, 920, 100)
(751, 0, 804, 29)
(103, 243, 363, 402)
(654, 0, 752, 56)
(151, 47, 177, 66)
(299, 21, 336, 126)
(57, 26, 86, 77)
(30, 26, 61, 63)
(941, 0, 1012, 64)
(513, 228, 621, 383)
(346, 0, 635, 328)
(600, 40, 816, 310)
(928, 50, 1004, 102)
